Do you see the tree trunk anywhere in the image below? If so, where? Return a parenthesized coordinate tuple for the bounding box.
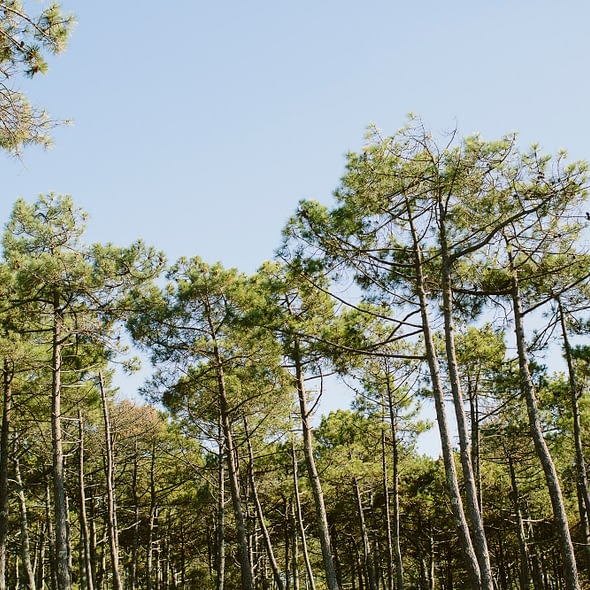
(78, 411, 95, 590)
(14, 456, 36, 590)
(353, 477, 377, 590)
(46, 478, 58, 590)
(130, 438, 140, 590)
(557, 296, 590, 576)
(0, 359, 13, 590)
(147, 444, 157, 590)
(380, 427, 395, 590)
(508, 456, 532, 590)
(439, 209, 493, 590)
(291, 501, 300, 590)
(407, 207, 481, 589)
(212, 341, 254, 590)
(293, 338, 339, 590)
(216, 422, 225, 590)
(99, 372, 123, 590)
(243, 416, 285, 590)
(51, 296, 72, 590)
(509, 257, 580, 590)
(291, 432, 316, 590)
(385, 380, 404, 590)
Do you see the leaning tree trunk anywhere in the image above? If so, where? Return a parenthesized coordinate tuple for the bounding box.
(509, 257, 580, 590)
(407, 207, 482, 589)
(439, 210, 494, 590)
(557, 295, 590, 576)
(293, 338, 339, 590)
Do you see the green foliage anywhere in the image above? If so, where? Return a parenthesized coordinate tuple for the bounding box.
(0, 1, 75, 153)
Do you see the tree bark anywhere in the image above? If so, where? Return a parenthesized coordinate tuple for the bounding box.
(509, 257, 580, 590)
(215, 420, 225, 590)
(508, 456, 532, 590)
(353, 476, 377, 590)
(51, 295, 72, 590)
(212, 341, 254, 590)
(384, 378, 404, 590)
(380, 427, 395, 590)
(439, 207, 494, 590)
(14, 456, 36, 590)
(98, 371, 123, 590)
(557, 295, 590, 576)
(130, 438, 140, 590)
(407, 207, 482, 589)
(0, 359, 13, 590)
(243, 416, 285, 590)
(293, 337, 339, 590)
(291, 432, 316, 590)
(77, 411, 95, 590)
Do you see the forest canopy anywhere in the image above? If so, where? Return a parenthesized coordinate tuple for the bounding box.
(2, 121, 590, 590)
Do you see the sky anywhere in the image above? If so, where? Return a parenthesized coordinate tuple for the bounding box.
(2, 1, 589, 454)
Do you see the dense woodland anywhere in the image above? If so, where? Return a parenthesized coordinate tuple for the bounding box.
(4, 3, 590, 590)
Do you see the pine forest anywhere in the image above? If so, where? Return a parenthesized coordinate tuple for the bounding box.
(2, 3, 590, 590)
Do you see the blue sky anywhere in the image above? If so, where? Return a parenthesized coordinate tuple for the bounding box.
(2, 1, 588, 453)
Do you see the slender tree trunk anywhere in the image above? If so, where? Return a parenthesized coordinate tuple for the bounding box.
(14, 456, 36, 590)
(216, 424, 225, 590)
(557, 296, 590, 575)
(36, 522, 47, 590)
(385, 380, 404, 590)
(353, 477, 377, 590)
(77, 411, 95, 590)
(508, 456, 532, 590)
(380, 427, 395, 590)
(291, 501, 300, 590)
(130, 438, 140, 590)
(293, 338, 339, 590)
(509, 256, 580, 590)
(0, 359, 13, 590)
(147, 444, 157, 590)
(212, 340, 254, 590)
(51, 297, 72, 590)
(291, 432, 316, 590)
(467, 382, 483, 513)
(46, 478, 57, 590)
(98, 372, 123, 590)
(407, 208, 481, 589)
(243, 416, 285, 590)
(88, 487, 98, 590)
(439, 210, 493, 590)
